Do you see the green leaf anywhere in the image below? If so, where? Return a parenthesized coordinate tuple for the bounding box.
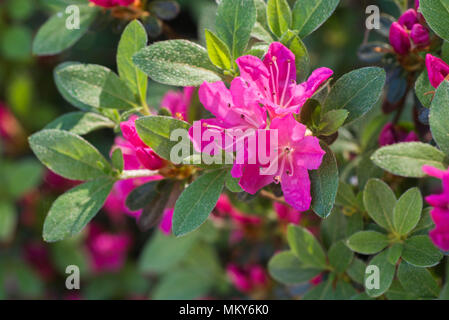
(336, 181, 358, 208)
(216, 0, 257, 59)
(43, 179, 114, 242)
(363, 179, 396, 231)
(415, 70, 434, 108)
(346, 258, 366, 285)
(29, 129, 112, 181)
(385, 280, 418, 300)
(364, 250, 395, 297)
(328, 240, 354, 273)
(413, 208, 435, 235)
(346, 231, 389, 255)
(125, 181, 159, 211)
(323, 67, 386, 124)
(172, 170, 227, 237)
(387, 243, 403, 265)
(139, 231, 197, 273)
(55, 63, 138, 110)
(420, 0, 449, 42)
(135, 115, 192, 160)
(371, 142, 449, 178)
(0, 202, 16, 241)
(133, 40, 221, 86)
(430, 80, 449, 156)
(402, 235, 443, 267)
(393, 188, 423, 235)
(268, 251, 321, 284)
(32, 5, 98, 55)
(310, 143, 338, 218)
(0, 159, 43, 199)
(45, 112, 115, 135)
(267, 0, 292, 37)
(292, 0, 340, 38)
(251, 22, 275, 43)
(279, 30, 310, 81)
(287, 225, 327, 269)
(117, 20, 148, 104)
(320, 208, 347, 249)
(318, 110, 349, 136)
(111, 148, 124, 173)
(303, 277, 334, 300)
(225, 171, 243, 193)
(205, 29, 232, 71)
(398, 261, 439, 298)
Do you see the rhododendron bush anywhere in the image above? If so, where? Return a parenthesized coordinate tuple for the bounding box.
(3, 0, 449, 301)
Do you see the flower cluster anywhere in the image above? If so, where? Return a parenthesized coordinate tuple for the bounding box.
(89, 0, 135, 8)
(378, 122, 419, 146)
(389, 1, 430, 56)
(422, 165, 449, 251)
(191, 42, 332, 212)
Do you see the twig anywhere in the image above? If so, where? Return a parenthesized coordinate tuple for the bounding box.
(260, 190, 288, 205)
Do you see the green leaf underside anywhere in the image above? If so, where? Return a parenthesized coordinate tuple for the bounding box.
(43, 179, 114, 242)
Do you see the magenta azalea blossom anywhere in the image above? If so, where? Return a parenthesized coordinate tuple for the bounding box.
(234, 115, 325, 212)
(426, 54, 449, 89)
(89, 0, 134, 8)
(236, 42, 333, 117)
(226, 264, 268, 293)
(422, 165, 449, 251)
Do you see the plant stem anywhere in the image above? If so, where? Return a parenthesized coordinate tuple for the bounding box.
(260, 190, 288, 205)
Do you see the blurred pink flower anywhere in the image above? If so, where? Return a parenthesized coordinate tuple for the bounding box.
(159, 208, 174, 235)
(215, 194, 262, 227)
(274, 202, 302, 225)
(89, 0, 134, 8)
(23, 242, 55, 280)
(44, 169, 81, 192)
(378, 123, 419, 146)
(226, 264, 268, 293)
(87, 224, 132, 273)
(161, 87, 194, 121)
(309, 274, 323, 286)
(426, 54, 449, 89)
(422, 165, 449, 251)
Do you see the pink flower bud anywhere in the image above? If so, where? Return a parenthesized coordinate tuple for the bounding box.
(426, 54, 449, 88)
(398, 9, 418, 30)
(411, 24, 430, 47)
(389, 22, 411, 55)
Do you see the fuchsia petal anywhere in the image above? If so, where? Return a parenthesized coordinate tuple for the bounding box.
(89, 0, 134, 8)
(281, 165, 312, 212)
(426, 54, 449, 89)
(236, 55, 270, 96)
(430, 227, 449, 251)
(274, 202, 302, 225)
(263, 42, 297, 86)
(120, 116, 146, 148)
(270, 114, 306, 146)
(398, 9, 418, 29)
(135, 148, 165, 170)
(198, 81, 233, 120)
(300, 67, 333, 98)
(238, 164, 274, 195)
(422, 165, 446, 179)
(159, 208, 174, 235)
(389, 22, 411, 55)
(292, 136, 326, 170)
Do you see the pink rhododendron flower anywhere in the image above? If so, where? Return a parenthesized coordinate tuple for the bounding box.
(422, 165, 449, 251)
(226, 264, 268, 293)
(234, 115, 325, 212)
(378, 123, 419, 146)
(410, 24, 430, 47)
(274, 202, 302, 225)
(159, 208, 174, 235)
(86, 224, 132, 272)
(398, 9, 418, 30)
(389, 22, 411, 55)
(426, 54, 449, 89)
(161, 87, 194, 121)
(236, 42, 333, 117)
(89, 0, 134, 8)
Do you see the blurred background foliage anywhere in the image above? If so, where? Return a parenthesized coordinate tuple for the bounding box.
(0, 0, 406, 299)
